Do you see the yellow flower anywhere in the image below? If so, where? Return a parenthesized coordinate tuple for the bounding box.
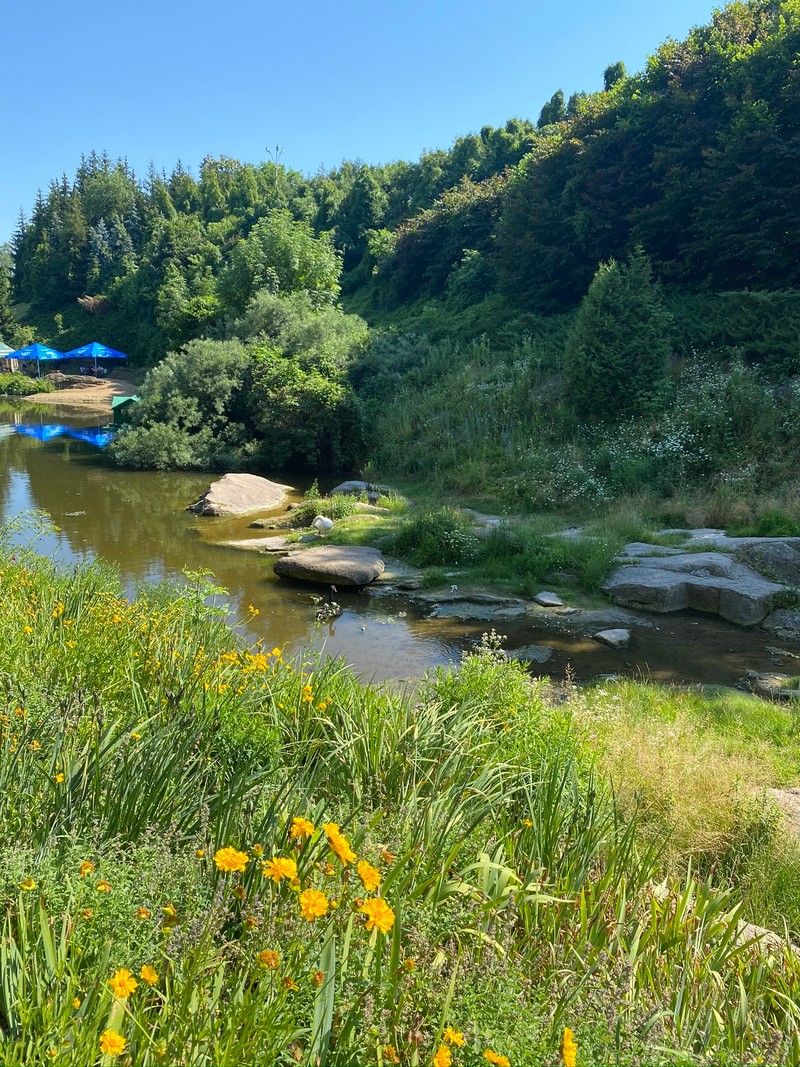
(383, 1048, 400, 1065)
(433, 1047, 452, 1067)
(562, 1028, 577, 1067)
(359, 897, 395, 934)
(248, 604, 260, 615)
(162, 903, 178, 926)
(317, 701, 327, 710)
(30, 740, 41, 750)
(52, 602, 64, 618)
(99, 1030, 127, 1057)
(72, 997, 82, 1009)
(195, 849, 205, 858)
(357, 860, 381, 892)
(244, 915, 259, 930)
(23, 625, 33, 634)
(140, 965, 159, 986)
(80, 908, 94, 920)
(380, 849, 396, 865)
(291, 816, 316, 839)
(96, 879, 111, 892)
(135, 907, 152, 920)
(109, 968, 138, 999)
(299, 887, 329, 921)
(214, 846, 249, 873)
(54, 773, 64, 783)
(283, 975, 298, 991)
(79, 861, 95, 878)
(20, 877, 37, 892)
(323, 822, 356, 865)
(444, 1027, 465, 1047)
(484, 1051, 511, 1067)
(271, 646, 282, 657)
(312, 970, 324, 986)
(263, 855, 298, 883)
(129, 731, 141, 740)
(258, 949, 279, 969)
(403, 958, 416, 972)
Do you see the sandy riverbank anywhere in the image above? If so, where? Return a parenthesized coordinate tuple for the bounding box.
(27, 376, 136, 415)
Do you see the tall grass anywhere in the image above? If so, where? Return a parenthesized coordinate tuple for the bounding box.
(3, 518, 800, 1063)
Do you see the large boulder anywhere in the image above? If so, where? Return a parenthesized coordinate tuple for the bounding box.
(273, 546, 385, 586)
(187, 474, 293, 516)
(603, 551, 785, 626)
(737, 541, 800, 586)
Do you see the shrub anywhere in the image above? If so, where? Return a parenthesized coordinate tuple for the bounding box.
(390, 507, 478, 566)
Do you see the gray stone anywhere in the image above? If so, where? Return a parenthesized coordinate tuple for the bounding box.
(603, 552, 785, 626)
(594, 628, 631, 650)
(762, 610, 800, 640)
(273, 546, 385, 587)
(330, 480, 393, 502)
(534, 591, 564, 607)
(747, 672, 800, 701)
(507, 644, 554, 664)
(738, 541, 800, 585)
(616, 542, 683, 559)
(187, 473, 293, 516)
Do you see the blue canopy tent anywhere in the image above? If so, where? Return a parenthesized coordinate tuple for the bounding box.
(8, 343, 66, 377)
(15, 424, 71, 441)
(64, 341, 128, 373)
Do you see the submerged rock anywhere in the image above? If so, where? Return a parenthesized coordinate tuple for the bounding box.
(594, 628, 631, 650)
(273, 546, 385, 586)
(187, 474, 293, 516)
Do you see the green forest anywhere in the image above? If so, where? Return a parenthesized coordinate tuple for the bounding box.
(4, 0, 800, 520)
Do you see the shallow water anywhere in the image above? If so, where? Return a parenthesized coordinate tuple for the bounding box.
(1, 402, 798, 686)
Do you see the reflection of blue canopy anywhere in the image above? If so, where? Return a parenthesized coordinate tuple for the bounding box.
(15, 424, 71, 441)
(8, 343, 66, 375)
(64, 341, 128, 368)
(67, 427, 116, 448)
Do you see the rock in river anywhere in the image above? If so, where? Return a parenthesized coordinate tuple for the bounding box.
(187, 473, 293, 516)
(273, 546, 385, 587)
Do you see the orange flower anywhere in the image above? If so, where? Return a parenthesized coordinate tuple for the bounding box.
(109, 968, 138, 999)
(444, 1027, 465, 1047)
(359, 897, 395, 934)
(290, 816, 316, 839)
(80, 908, 93, 920)
(214, 846, 249, 873)
(383, 1048, 400, 1065)
(312, 970, 324, 986)
(258, 949, 280, 969)
(135, 907, 151, 920)
(562, 1028, 577, 1067)
(402, 958, 416, 972)
(433, 1047, 452, 1067)
(283, 975, 298, 991)
(99, 1030, 126, 1057)
(299, 887, 329, 921)
(322, 822, 356, 865)
(357, 859, 381, 892)
(484, 1051, 511, 1067)
(79, 861, 95, 878)
(262, 855, 298, 883)
(96, 879, 111, 893)
(140, 965, 159, 986)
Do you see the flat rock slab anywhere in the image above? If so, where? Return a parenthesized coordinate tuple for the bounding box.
(762, 610, 800, 641)
(507, 644, 554, 664)
(534, 591, 564, 607)
(603, 551, 785, 626)
(330, 480, 393, 501)
(273, 546, 385, 587)
(218, 535, 299, 554)
(188, 474, 293, 516)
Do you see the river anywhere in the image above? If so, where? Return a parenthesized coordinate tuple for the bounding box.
(2, 401, 797, 687)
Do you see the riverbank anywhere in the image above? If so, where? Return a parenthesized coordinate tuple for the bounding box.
(26, 374, 136, 414)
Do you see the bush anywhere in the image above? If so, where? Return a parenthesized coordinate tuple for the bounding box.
(0, 373, 54, 396)
(391, 507, 478, 566)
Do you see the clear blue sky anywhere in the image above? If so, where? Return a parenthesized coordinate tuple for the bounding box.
(2, 0, 719, 245)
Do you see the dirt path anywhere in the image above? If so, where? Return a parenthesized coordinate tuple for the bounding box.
(27, 376, 136, 416)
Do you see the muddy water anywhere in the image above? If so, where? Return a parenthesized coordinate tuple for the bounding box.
(1, 402, 797, 686)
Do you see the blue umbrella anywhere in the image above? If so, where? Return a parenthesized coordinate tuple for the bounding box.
(64, 341, 128, 372)
(15, 424, 71, 441)
(8, 343, 66, 377)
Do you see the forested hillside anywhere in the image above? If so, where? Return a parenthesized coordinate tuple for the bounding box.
(4, 0, 800, 504)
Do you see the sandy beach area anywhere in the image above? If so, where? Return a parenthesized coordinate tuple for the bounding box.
(27, 376, 137, 416)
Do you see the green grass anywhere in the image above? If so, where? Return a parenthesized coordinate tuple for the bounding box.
(4, 516, 800, 1064)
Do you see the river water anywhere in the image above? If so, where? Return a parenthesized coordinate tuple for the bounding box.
(2, 402, 797, 686)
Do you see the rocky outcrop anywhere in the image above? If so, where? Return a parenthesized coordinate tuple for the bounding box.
(737, 541, 800, 585)
(187, 474, 293, 516)
(273, 546, 385, 586)
(603, 552, 784, 626)
(330, 480, 392, 502)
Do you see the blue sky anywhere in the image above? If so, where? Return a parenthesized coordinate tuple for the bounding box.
(2, 0, 719, 245)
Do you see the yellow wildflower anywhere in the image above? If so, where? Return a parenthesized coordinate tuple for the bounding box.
(357, 859, 381, 892)
(248, 604, 259, 615)
(444, 1027, 465, 1047)
(79, 860, 95, 878)
(312, 970, 324, 986)
(20, 877, 37, 892)
(323, 822, 356, 865)
(195, 849, 205, 858)
(140, 965, 159, 986)
(80, 908, 94, 920)
(263, 855, 298, 883)
(23, 625, 33, 634)
(433, 1047, 452, 1067)
(54, 773, 64, 783)
(283, 975, 298, 991)
(109, 968, 138, 999)
(403, 958, 416, 972)
(291, 816, 316, 839)
(271, 647, 282, 657)
(72, 997, 81, 1009)
(30, 740, 40, 750)
(129, 731, 141, 740)
(484, 1052, 511, 1067)
(562, 1028, 577, 1067)
(214, 846, 249, 873)
(135, 907, 152, 920)
(244, 915, 259, 930)
(317, 701, 327, 710)
(99, 1030, 126, 1057)
(359, 897, 395, 934)
(96, 879, 111, 892)
(381, 849, 396, 864)
(258, 949, 279, 969)
(383, 1047, 400, 1064)
(299, 887, 329, 921)
(302, 685, 313, 703)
